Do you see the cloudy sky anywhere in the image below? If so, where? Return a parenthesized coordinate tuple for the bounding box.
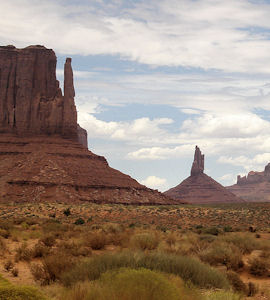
(1, 0, 270, 191)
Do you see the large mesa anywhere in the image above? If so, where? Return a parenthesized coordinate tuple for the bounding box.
(227, 163, 270, 202)
(0, 45, 173, 204)
(164, 146, 243, 204)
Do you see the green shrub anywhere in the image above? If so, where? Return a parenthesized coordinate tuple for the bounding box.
(61, 268, 200, 300)
(63, 208, 71, 216)
(131, 232, 159, 250)
(0, 274, 47, 300)
(74, 218, 85, 225)
(61, 251, 229, 290)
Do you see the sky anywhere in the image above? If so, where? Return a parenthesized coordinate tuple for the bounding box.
(1, 0, 270, 191)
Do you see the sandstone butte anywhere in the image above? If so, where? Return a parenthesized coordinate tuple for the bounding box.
(0, 45, 176, 204)
(227, 163, 270, 202)
(164, 146, 243, 204)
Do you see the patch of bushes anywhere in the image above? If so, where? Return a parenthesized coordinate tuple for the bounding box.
(61, 251, 229, 290)
(61, 268, 202, 300)
(31, 252, 75, 285)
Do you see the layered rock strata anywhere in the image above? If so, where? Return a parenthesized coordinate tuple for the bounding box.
(165, 146, 242, 204)
(227, 163, 270, 202)
(0, 45, 174, 204)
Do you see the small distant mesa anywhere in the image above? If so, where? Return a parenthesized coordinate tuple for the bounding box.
(227, 163, 270, 202)
(164, 146, 243, 204)
(0, 45, 175, 205)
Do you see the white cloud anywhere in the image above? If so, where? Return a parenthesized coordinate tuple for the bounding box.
(140, 175, 168, 191)
(127, 145, 194, 160)
(78, 110, 174, 145)
(2, 0, 270, 72)
(218, 153, 270, 171)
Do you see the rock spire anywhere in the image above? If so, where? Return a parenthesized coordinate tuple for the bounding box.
(191, 146, 204, 176)
(164, 146, 242, 204)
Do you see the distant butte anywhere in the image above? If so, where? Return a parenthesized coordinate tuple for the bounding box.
(0, 45, 175, 204)
(227, 163, 270, 202)
(164, 146, 243, 204)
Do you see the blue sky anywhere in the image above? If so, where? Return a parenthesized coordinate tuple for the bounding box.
(2, 0, 270, 191)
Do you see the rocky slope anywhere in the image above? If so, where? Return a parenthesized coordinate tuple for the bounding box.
(0, 45, 174, 204)
(164, 146, 243, 204)
(227, 163, 270, 202)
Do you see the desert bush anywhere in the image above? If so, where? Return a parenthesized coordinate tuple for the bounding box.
(15, 242, 32, 262)
(203, 227, 220, 236)
(39, 235, 56, 247)
(64, 208, 71, 216)
(222, 233, 259, 254)
(11, 268, 18, 277)
(249, 257, 269, 276)
(84, 232, 107, 250)
(74, 218, 85, 225)
(61, 268, 201, 300)
(131, 232, 159, 250)
(0, 237, 7, 255)
(58, 241, 92, 257)
(199, 242, 243, 271)
(0, 228, 10, 239)
(247, 282, 258, 297)
(62, 251, 229, 290)
(166, 232, 177, 247)
(31, 252, 75, 284)
(0, 274, 46, 300)
(226, 271, 247, 295)
(32, 242, 50, 258)
(4, 260, 14, 272)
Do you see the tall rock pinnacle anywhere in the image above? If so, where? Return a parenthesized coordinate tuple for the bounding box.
(164, 145, 242, 204)
(63, 57, 77, 138)
(0, 45, 86, 147)
(191, 146, 204, 176)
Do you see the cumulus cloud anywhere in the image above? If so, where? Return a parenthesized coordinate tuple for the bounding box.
(140, 175, 168, 191)
(2, 0, 270, 72)
(218, 153, 270, 172)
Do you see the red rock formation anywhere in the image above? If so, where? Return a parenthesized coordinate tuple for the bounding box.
(0, 45, 82, 144)
(227, 163, 270, 202)
(164, 146, 243, 204)
(0, 45, 174, 204)
(191, 145, 204, 176)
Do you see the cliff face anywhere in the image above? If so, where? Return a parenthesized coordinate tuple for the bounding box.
(227, 163, 270, 202)
(164, 146, 242, 204)
(0, 45, 86, 146)
(0, 45, 173, 204)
